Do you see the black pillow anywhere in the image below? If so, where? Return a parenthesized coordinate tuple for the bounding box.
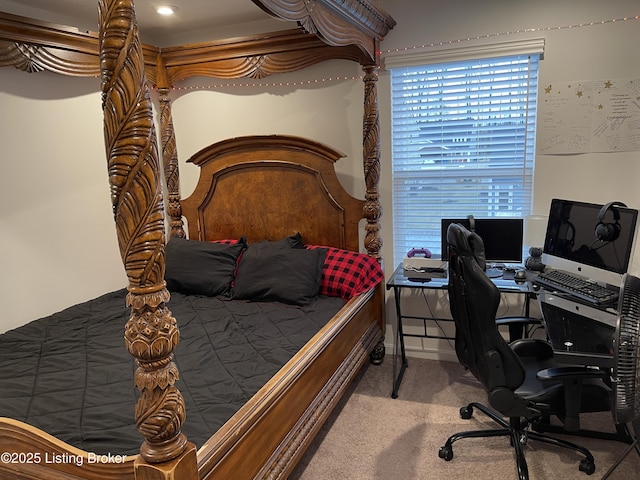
(165, 236, 246, 296)
(249, 232, 304, 251)
(232, 246, 326, 306)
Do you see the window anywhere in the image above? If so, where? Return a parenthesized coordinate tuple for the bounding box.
(389, 46, 541, 264)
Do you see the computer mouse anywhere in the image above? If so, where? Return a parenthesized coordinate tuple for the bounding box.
(514, 270, 527, 280)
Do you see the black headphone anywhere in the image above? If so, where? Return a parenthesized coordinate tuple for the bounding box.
(465, 215, 486, 269)
(467, 214, 475, 232)
(595, 201, 626, 242)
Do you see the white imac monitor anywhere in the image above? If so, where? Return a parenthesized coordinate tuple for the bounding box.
(541, 198, 639, 287)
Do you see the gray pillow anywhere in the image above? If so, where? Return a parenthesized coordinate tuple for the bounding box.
(165, 236, 246, 296)
(232, 244, 326, 306)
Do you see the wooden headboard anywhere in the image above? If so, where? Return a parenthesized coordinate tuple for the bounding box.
(180, 135, 365, 252)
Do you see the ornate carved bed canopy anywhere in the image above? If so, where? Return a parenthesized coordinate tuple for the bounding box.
(0, 0, 395, 77)
(0, 0, 393, 258)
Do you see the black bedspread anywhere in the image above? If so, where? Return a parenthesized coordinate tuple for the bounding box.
(0, 289, 345, 455)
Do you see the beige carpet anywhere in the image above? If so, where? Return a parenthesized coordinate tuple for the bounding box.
(289, 356, 640, 480)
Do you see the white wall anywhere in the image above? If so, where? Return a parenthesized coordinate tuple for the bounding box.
(0, 69, 125, 332)
(1, 0, 639, 348)
(167, 60, 366, 203)
(0, 59, 368, 332)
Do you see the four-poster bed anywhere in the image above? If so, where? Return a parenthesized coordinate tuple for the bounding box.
(0, 1, 395, 479)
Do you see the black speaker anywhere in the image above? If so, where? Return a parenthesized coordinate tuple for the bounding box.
(525, 246, 545, 271)
(595, 201, 626, 242)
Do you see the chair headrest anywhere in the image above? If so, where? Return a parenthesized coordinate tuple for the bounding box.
(446, 222, 487, 270)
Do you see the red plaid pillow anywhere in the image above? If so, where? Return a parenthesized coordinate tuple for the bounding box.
(305, 245, 384, 299)
(210, 239, 240, 245)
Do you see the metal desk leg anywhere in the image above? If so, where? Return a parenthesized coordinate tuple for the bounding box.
(391, 285, 408, 398)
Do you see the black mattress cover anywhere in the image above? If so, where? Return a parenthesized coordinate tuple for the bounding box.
(0, 289, 345, 455)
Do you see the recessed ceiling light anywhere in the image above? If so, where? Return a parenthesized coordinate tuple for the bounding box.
(156, 5, 178, 16)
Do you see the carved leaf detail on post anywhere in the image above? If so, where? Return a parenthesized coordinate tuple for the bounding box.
(362, 64, 382, 258)
(159, 88, 186, 239)
(98, 0, 187, 464)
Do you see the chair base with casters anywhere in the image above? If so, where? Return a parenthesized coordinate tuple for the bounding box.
(438, 401, 596, 480)
(440, 222, 607, 480)
(436, 338, 607, 479)
(532, 418, 634, 444)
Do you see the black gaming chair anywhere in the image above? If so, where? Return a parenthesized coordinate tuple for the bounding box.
(438, 222, 608, 479)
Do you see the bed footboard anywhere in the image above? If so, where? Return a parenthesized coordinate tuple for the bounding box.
(196, 285, 384, 480)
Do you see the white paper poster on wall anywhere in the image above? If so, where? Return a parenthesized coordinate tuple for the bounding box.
(538, 78, 640, 154)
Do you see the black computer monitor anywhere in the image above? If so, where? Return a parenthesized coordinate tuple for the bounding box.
(542, 198, 638, 286)
(441, 217, 524, 264)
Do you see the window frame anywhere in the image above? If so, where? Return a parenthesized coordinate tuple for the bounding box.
(387, 39, 544, 264)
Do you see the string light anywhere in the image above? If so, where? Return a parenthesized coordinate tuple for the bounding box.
(163, 75, 364, 91)
(381, 15, 639, 54)
(156, 15, 638, 91)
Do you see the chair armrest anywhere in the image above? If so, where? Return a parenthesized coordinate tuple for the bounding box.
(496, 316, 541, 326)
(511, 338, 554, 360)
(497, 316, 543, 342)
(536, 366, 606, 381)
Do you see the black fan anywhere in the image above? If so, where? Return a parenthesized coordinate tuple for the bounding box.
(602, 273, 640, 479)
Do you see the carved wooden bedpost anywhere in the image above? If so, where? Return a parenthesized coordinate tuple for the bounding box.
(362, 63, 383, 259)
(156, 55, 186, 239)
(362, 61, 386, 365)
(98, 1, 196, 478)
(159, 90, 185, 239)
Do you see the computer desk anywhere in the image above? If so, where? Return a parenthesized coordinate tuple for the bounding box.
(387, 262, 536, 399)
(537, 290, 617, 369)
(535, 290, 628, 444)
(387, 263, 628, 442)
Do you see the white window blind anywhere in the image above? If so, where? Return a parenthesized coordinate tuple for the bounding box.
(390, 53, 540, 264)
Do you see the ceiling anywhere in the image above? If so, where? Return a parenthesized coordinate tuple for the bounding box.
(0, 0, 289, 46)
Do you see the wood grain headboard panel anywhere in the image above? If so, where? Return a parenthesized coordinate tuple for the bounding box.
(181, 135, 365, 252)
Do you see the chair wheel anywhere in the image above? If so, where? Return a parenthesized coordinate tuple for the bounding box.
(460, 406, 473, 419)
(579, 459, 595, 475)
(438, 445, 453, 461)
